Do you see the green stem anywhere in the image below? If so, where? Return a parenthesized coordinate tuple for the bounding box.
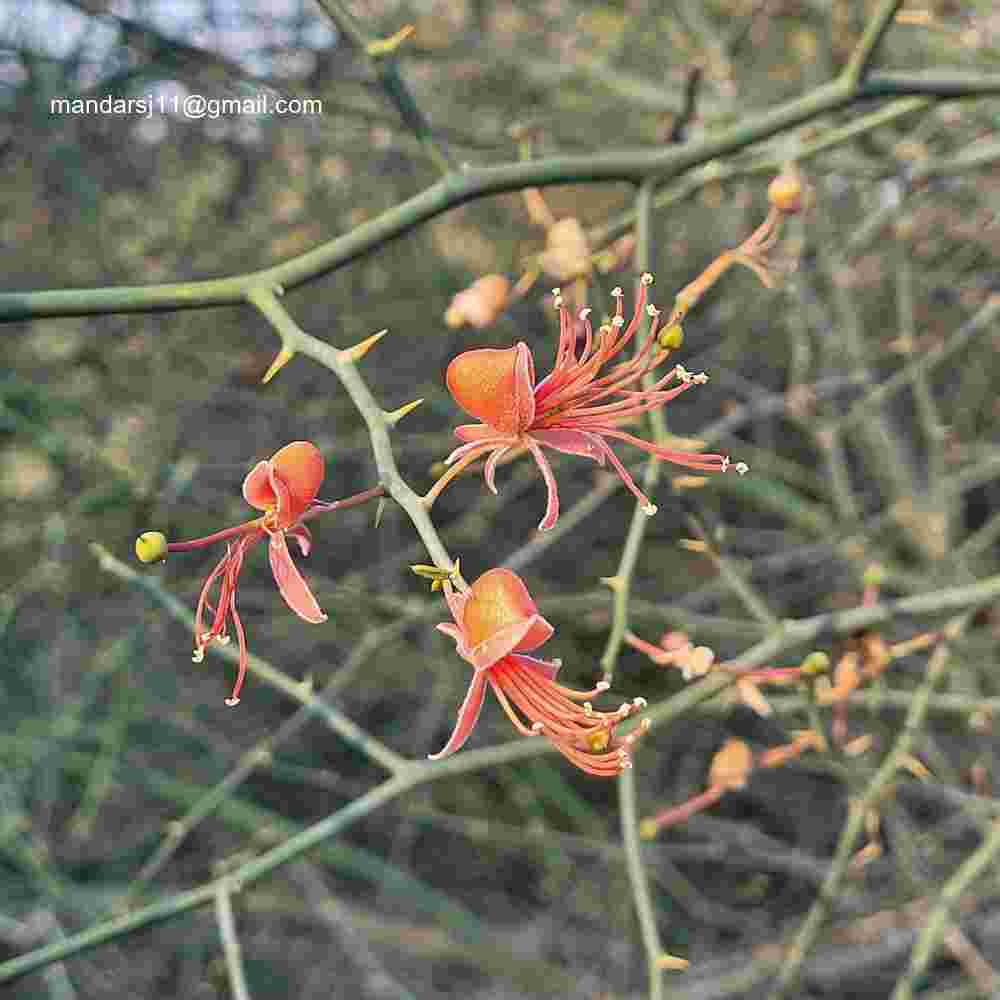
(4, 75, 1000, 321)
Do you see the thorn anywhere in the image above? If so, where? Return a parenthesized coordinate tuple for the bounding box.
(656, 952, 690, 972)
(599, 574, 624, 593)
(338, 329, 387, 364)
(384, 397, 424, 426)
(261, 344, 295, 384)
(365, 23, 415, 57)
(374, 497, 387, 529)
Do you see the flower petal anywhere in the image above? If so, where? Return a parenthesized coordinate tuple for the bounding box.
(483, 446, 511, 495)
(268, 441, 325, 525)
(242, 460, 275, 511)
(466, 614, 554, 671)
(508, 652, 561, 680)
(454, 424, 508, 443)
(445, 344, 535, 435)
(462, 568, 554, 667)
(530, 428, 606, 464)
(268, 530, 327, 624)
(526, 439, 560, 531)
(286, 523, 312, 557)
(428, 670, 488, 760)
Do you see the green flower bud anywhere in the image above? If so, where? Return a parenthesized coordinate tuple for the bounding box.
(135, 531, 168, 564)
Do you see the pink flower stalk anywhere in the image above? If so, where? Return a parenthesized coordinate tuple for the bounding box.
(432, 568, 648, 776)
(429, 274, 738, 531)
(144, 441, 328, 705)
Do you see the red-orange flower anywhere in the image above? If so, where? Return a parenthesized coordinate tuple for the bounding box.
(138, 441, 328, 705)
(432, 568, 647, 776)
(430, 275, 737, 530)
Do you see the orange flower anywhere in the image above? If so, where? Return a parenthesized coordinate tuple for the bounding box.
(432, 568, 647, 775)
(138, 442, 328, 705)
(430, 276, 738, 530)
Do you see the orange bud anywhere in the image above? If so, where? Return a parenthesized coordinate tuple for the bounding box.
(538, 218, 592, 282)
(768, 172, 804, 214)
(709, 738, 753, 790)
(444, 274, 511, 329)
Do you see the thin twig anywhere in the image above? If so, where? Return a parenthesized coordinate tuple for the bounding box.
(215, 881, 252, 1000)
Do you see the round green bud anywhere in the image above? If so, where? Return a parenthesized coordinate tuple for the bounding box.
(800, 651, 831, 676)
(135, 531, 168, 564)
(657, 323, 684, 351)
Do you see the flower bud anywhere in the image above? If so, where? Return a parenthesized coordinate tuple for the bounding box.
(538, 217, 592, 282)
(444, 274, 511, 329)
(709, 738, 753, 790)
(800, 651, 831, 676)
(768, 172, 803, 214)
(135, 531, 168, 563)
(657, 322, 684, 351)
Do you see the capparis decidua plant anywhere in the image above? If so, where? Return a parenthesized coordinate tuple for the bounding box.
(5, 2, 1000, 998)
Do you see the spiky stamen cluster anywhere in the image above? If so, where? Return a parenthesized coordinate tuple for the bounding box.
(434, 275, 740, 530)
(489, 658, 649, 775)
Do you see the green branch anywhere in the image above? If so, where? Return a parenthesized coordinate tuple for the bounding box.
(4, 74, 1000, 321)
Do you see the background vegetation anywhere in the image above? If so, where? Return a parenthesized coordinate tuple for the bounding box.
(2, 0, 1000, 997)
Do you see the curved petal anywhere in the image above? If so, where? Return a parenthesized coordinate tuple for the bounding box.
(444, 585, 470, 627)
(446, 344, 536, 435)
(242, 460, 275, 511)
(483, 446, 511, 495)
(286, 523, 312, 557)
(464, 568, 540, 644)
(455, 424, 507, 443)
(466, 614, 553, 671)
(428, 671, 488, 760)
(525, 439, 561, 531)
(267, 465, 295, 529)
(268, 530, 327, 624)
(508, 652, 561, 680)
(268, 441, 325, 524)
(529, 428, 606, 464)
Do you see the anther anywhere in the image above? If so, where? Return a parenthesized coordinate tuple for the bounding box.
(735, 462, 749, 475)
(642, 502, 658, 517)
(531, 721, 545, 733)
(192, 648, 205, 663)
(633, 697, 647, 708)
(646, 304, 660, 317)
(579, 308, 592, 319)
(611, 287, 623, 298)
(224, 696, 240, 707)
(595, 680, 611, 692)
(640, 272, 654, 285)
